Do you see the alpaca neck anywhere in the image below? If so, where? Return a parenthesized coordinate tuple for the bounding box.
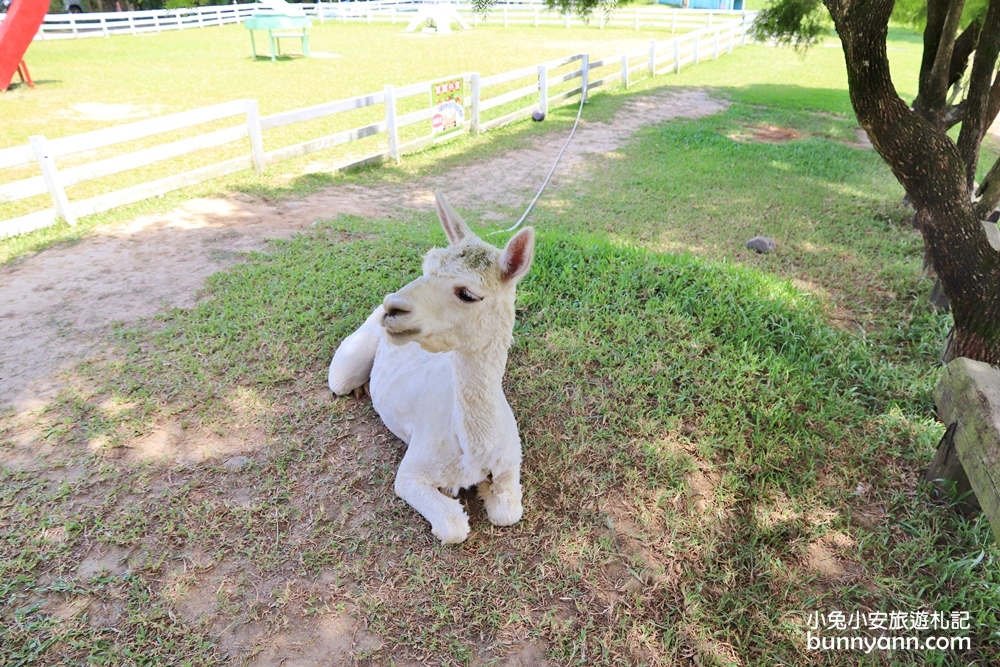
(450, 335, 510, 459)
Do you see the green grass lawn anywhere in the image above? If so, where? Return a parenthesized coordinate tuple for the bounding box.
(3, 18, 1000, 667)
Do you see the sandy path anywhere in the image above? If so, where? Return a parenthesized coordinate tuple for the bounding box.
(0, 88, 727, 412)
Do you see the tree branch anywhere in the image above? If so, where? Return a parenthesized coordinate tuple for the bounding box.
(957, 0, 1000, 187)
(976, 153, 1000, 220)
(948, 18, 981, 90)
(914, 0, 968, 125)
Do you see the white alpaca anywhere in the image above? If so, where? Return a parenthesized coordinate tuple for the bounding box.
(328, 192, 535, 544)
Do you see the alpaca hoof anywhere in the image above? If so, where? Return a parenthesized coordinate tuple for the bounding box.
(482, 487, 523, 526)
(432, 514, 470, 544)
(352, 382, 370, 400)
(487, 500, 523, 527)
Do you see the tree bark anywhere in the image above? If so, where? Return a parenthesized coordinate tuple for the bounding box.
(956, 0, 1000, 188)
(824, 0, 1000, 366)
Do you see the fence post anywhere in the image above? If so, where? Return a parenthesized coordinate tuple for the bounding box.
(217, 7, 224, 27)
(70, 15, 78, 38)
(648, 39, 655, 75)
(693, 35, 700, 66)
(30, 136, 76, 227)
(391, 8, 395, 25)
(714, 29, 720, 59)
(621, 54, 628, 89)
(671, 10, 676, 33)
(538, 64, 548, 117)
(471, 73, 481, 136)
(741, 14, 748, 47)
(153, 13, 160, 32)
(728, 27, 734, 54)
(708, 11, 713, 27)
(244, 100, 266, 175)
(198, 8, 205, 28)
(100, 17, 109, 38)
(385, 85, 400, 163)
(581, 54, 589, 103)
(128, 13, 136, 34)
(674, 38, 681, 73)
(565, 11, 570, 28)
(503, 6, 508, 27)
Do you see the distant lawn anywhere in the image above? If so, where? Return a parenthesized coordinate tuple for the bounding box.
(3, 18, 1000, 666)
(0, 13, 732, 247)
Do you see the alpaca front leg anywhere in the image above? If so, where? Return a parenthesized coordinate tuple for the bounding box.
(395, 471, 470, 544)
(479, 468, 523, 527)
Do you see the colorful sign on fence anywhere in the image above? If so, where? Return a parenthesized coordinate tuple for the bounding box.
(432, 78, 465, 138)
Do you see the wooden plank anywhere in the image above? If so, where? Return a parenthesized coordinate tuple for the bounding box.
(245, 100, 265, 174)
(0, 174, 46, 203)
(471, 72, 481, 136)
(264, 121, 385, 165)
(31, 136, 76, 226)
(0, 208, 58, 240)
(45, 100, 246, 159)
(480, 105, 536, 133)
(72, 155, 251, 218)
(0, 144, 36, 170)
(395, 81, 432, 99)
(589, 72, 619, 90)
(547, 85, 583, 106)
(548, 67, 584, 85)
(56, 125, 249, 190)
(480, 83, 537, 112)
(481, 64, 538, 88)
(338, 151, 390, 173)
(385, 85, 399, 163)
(397, 107, 433, 128)
(260, 92, 386, 131)
(588, 54, 622, 70)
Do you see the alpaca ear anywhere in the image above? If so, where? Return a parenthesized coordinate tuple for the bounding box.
(500, 227, 535, 283)
(435, 191, 474, 246)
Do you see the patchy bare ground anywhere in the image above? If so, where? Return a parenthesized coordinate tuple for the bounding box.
(0, 88, 728, 665)
(0, 88, 726, 415)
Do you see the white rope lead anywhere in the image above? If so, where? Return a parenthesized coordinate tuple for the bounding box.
(496, 92, 587, 235)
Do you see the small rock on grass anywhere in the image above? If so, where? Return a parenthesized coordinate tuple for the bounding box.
(746, 236, 777, 253)
(223, 456, 250, 470)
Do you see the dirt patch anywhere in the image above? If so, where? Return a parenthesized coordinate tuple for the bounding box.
(0, 88, 727, 418)
(729, 124, 802, 144)
(77, 545, 131, 580)
(850, 127, 873, 149)
(248, 613, 381, 667)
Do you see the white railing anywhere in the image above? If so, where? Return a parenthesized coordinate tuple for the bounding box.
(21, 3, 753, 40)
(0, 15, 754, 239)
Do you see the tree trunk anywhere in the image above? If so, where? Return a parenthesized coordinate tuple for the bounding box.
(823, 0, 1000, 366)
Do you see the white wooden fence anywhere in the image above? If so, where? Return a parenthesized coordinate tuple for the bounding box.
(0, 15, 754, 239)
(21, 2, 750, 40)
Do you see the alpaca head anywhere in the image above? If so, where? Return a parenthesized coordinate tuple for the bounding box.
(382, 191, 534, 355)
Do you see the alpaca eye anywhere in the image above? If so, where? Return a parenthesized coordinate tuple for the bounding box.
(455, 288, 481, 303)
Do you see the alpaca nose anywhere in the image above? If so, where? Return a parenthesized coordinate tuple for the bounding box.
(383, 294, 411, 318)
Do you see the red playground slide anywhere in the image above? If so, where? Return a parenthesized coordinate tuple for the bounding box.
(0, 0, 49, 90)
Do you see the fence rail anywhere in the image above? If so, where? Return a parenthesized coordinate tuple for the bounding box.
(11, 2, 754, 40)
(0, 14, 755, 239)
